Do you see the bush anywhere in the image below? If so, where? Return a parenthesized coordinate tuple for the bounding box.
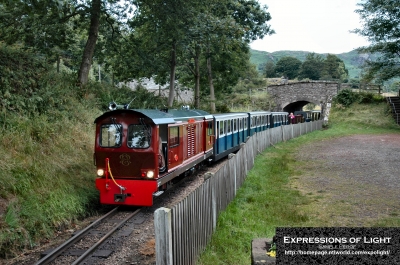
(357, 92, 385, 104)
(334, 89, 385, 107)
(333, 89, 358, 107)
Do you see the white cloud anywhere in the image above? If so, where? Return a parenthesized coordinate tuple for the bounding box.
(250, 0, 370, 54)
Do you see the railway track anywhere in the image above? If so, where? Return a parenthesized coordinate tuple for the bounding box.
(34, 207, 144, 265)
(29, 161, 225, 265)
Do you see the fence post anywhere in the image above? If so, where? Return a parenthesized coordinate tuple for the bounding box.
(228, 153, 236, 196)
(155, 207, 173, 265)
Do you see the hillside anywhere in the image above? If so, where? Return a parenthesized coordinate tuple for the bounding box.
(0, 45, 169, 259)
(250, 49, 373, 80)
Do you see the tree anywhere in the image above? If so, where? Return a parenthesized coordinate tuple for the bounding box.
(194, 0, 274, 111)
(298, 53, 324, 80)
(0, 0, 135, 86)
(264, 61, 276, 78)
(122, 0, 205, 107)
(353, 0, 400, 82)
(321, 54, 348, 81)
(275, 56, 302, 79)
(0, 0, 76, 66)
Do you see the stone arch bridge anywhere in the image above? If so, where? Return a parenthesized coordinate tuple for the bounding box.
(267, 81, 339, 120)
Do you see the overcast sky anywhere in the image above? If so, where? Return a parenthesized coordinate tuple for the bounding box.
(250, 0, 370, 54)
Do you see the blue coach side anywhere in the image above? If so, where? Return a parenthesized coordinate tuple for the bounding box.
(248, 111, 272, 135)
(271, 112, 289, 127)
(211, 112, 249, 162)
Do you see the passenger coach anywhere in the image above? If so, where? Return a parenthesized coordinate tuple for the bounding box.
(211, 112, 249, 161)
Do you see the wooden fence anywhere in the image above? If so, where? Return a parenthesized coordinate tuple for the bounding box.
(154, 120, 324, 265)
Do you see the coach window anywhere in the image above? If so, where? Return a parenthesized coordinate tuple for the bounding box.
(219, 121, 223, 136)
(169, 126, 179, 148)
(227, 120, 231, 134)
(128, 124, 150, 148)
(100, 124, 122, 148)
(207, 121, 213, 136)
(234, 119, 237, 131)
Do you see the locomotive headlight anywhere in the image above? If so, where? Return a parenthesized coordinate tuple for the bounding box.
(146, 170, 155, 179)
(97, 169, 105, 177)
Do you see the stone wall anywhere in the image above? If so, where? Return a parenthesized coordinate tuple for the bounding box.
(267, 81, 339, 120)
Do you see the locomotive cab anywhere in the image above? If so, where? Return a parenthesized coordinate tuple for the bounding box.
(94, 107, 214, 206)
(94, 109, 175, 206)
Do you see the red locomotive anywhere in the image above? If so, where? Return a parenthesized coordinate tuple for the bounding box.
(94, 104, 215, 206)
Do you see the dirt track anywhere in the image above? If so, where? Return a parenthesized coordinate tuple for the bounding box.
(293, 134, 400, 226)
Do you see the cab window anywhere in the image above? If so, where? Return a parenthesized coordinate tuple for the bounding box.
(100, 124, 122, 147)
(128, 125, 150, 148)
(169, 126, 179, 147)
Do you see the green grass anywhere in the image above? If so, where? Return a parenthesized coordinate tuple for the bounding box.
(0, 47, 168, 259)
(0, 101, 101, 258)
(198, 102, 399, 265)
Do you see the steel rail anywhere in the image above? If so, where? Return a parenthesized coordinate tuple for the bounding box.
(34, 207, 119, 265)
(71, 208, 141, 265)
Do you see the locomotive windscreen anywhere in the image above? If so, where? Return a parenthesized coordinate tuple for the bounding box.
(100, 124, 122, 147)
(127, 125, 151, 148)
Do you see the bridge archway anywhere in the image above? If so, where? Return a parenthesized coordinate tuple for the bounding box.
(282, 99, 321, 114)
(267, 81, 338, 120)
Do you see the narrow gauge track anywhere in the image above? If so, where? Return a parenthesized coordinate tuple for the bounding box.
(34, 207, 143, 265)
(30, 160, 225, 265)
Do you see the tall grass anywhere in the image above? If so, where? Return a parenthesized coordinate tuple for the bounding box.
(0, 98, 100, 258)
(0, 61, 170, 258)
(198, 102, 399, 265)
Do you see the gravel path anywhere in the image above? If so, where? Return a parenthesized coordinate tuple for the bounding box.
(293, 134, 400, 226)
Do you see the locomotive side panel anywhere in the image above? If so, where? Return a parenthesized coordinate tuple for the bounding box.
(167, 125, 183, 170)
(204, 119, 214, 154)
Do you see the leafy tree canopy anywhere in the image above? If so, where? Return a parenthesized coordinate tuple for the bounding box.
(264, 61, 276, 78)
(275, 56, 302, 79)
(298, 53, 324, 80)
(353, 0, 400, 82)
(321, 54, 349, 81)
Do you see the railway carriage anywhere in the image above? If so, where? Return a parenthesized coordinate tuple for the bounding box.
(211, 112, 249, 162)
(248, 111, 272, 135)
(271, 112, 289, 127)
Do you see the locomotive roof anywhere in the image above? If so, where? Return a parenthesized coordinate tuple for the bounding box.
(94, 108, 213, 125)
(167, 109, 213, 121)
